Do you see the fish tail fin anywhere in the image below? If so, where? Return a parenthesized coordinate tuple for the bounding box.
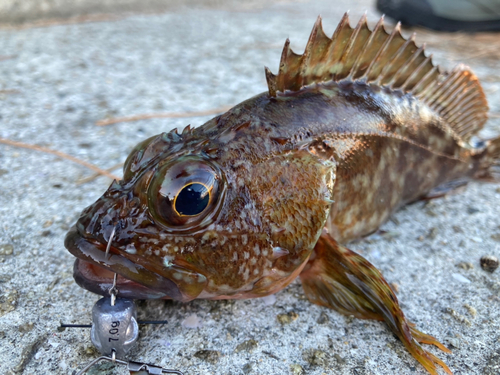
(300, 232, 452, 375)
(473, 136, 500, 181)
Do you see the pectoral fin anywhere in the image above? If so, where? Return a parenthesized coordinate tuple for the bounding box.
(300, 231, 452, 375)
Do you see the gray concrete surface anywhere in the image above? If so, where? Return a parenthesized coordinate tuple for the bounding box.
(0, 0, 499, 374)
(0, 0, 276, 25)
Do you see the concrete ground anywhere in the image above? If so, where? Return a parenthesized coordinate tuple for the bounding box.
(1, 0, 499, 374)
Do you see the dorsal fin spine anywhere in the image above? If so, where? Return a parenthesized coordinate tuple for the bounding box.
(400, 46, 428, 91)
(445, 91, 479, 120)
(392, 46, 422, 88)
(351, 16, 385, 80)
(325, 13, 351, 79)
(440, 82, 475, 117)
(438, 77, 473, 113)
(363, 20, 398, 80)
(329, 12, 350, 53)
(371, 22, 402, 85)
(349, 15, 385, 81)
(299, 16, 322, 88)
(411, 65, 439, 96)
(387, 33, 418, 88)
(427, 70, 463, 108)
(459, 113, 481, 133)
(448, 91, 481, 121)
(378, 32, 414, 86)
(266, 14, 489, 143)
(429, 75, 467, 111)
(339, 14, 367, 72)
(265, 66, 277, 96)
(277, 39, 291, 91)
(447, 96, 482, 125)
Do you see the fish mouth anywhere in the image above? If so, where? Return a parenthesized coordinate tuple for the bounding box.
(65, 226, 206, 301)
(73, 259, 170, 299)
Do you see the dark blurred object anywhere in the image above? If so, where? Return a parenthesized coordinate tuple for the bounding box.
(480, 255, 499, 272)
(377, 0, 500, 31)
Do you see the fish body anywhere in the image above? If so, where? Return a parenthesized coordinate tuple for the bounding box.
(65, 14, 500, 374)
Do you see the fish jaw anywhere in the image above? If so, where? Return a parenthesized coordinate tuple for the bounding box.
(65, 225, 207, 301)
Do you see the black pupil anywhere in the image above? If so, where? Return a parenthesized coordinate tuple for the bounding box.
(175, 183, 210, 216)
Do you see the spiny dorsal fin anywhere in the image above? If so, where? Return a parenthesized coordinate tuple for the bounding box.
(265, 14, 489, 142)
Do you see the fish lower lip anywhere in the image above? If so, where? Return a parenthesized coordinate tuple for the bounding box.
(73, 259, 168, 299)
(65, 226, 183, 300)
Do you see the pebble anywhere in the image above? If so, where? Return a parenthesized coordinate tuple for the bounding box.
(425, 208, 437, 217)
(242, 363, 253, 374)
(317, 312, 329, 324)
(277, 311, 299, 324)
(182, 313, 202, 329)
(463, 303, 477, 318)
(0, 289, 18, 317)
(480, 255, 499, 273)
(445, 307, 471, 326)
(445, 337, 461, 348)
(456, 262, 474, 270)
(452, 273, 471, 283)
(194, 350, 220, 364)
(290, 364, 305, 375)
(302, 348, 329, 366)
(467, 206, 480, 214)
(235, 339, 258, 353)
(18, 322, 34, 333)
(40, 230, 52, 237)
(491, 233, 500, 242)
(0, 244, 14, 256)
(261, 294, 276, 306)
(427, 227, 439, 240)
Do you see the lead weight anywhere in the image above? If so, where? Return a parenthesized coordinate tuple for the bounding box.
(90, 296, 139, 357)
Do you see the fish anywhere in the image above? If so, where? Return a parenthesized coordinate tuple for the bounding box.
(65, 14, 500, 375)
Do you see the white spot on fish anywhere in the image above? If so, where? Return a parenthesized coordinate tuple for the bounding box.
(125, 244, 137, 254)
(163, 256, 173, 268)
(272, 247, 289, 259)
(253, 244, 260, 255)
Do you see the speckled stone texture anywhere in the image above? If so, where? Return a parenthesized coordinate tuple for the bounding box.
(0, 1, 499, 374)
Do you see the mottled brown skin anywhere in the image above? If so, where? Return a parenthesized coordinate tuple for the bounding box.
(66, 80, 488, 374)
(66, 79, 483, 303)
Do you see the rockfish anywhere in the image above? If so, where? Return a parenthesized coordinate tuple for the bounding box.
(65, 14, 500, 374)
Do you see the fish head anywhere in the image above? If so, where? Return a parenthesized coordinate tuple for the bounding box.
(66, 123, 335, 301)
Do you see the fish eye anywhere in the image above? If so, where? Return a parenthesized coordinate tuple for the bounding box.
(174, 182, 210, 216)
(148, 157, 223, 228)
